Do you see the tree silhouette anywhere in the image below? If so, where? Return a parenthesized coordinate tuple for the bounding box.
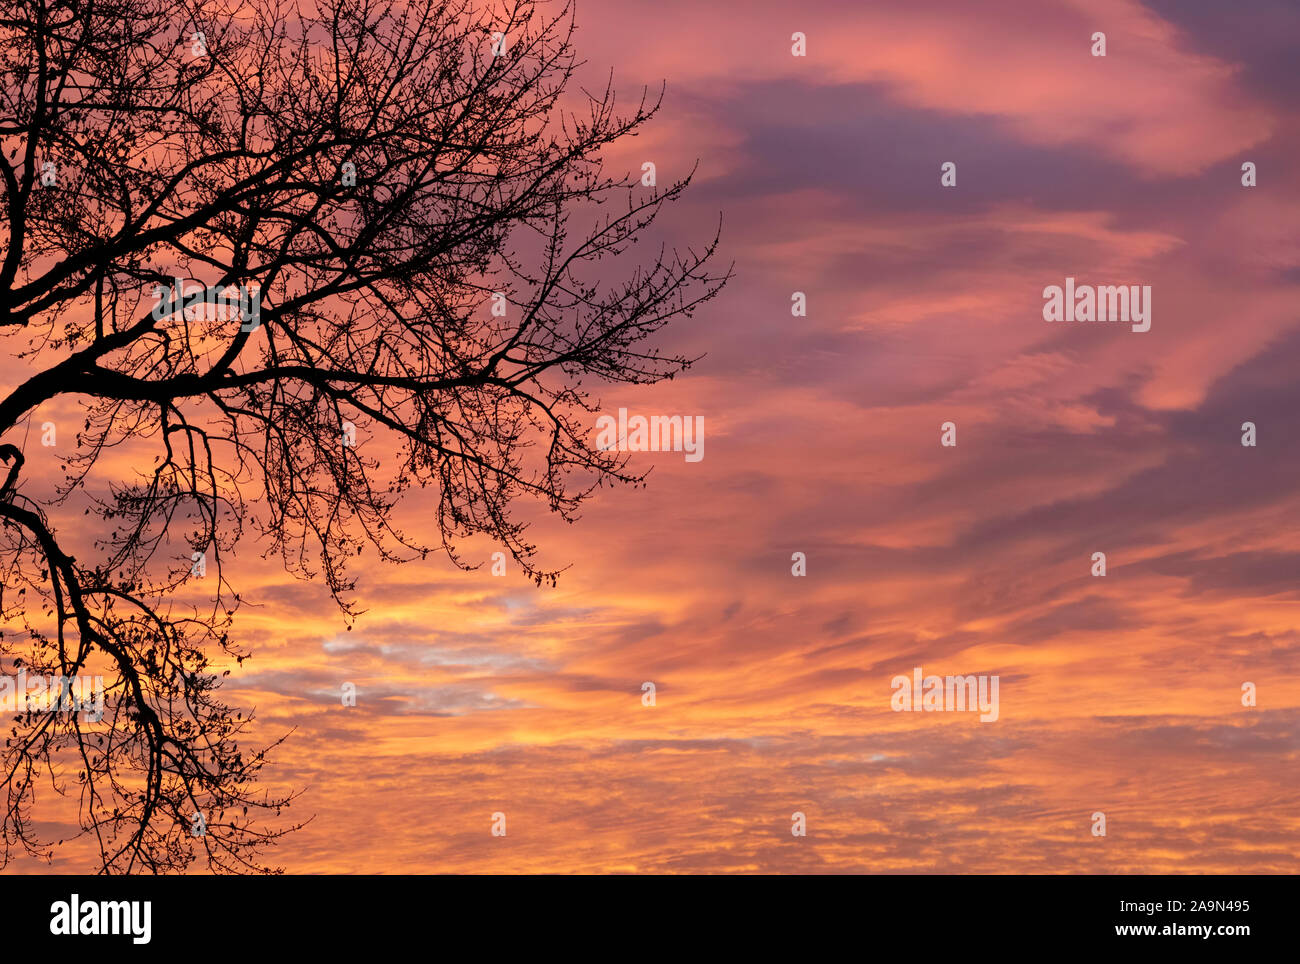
(0, 0, 725, 873)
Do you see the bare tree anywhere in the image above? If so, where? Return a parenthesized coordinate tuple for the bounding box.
(0, 0, 725, 873)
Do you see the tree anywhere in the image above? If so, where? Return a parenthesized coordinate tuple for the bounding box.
(0, 0, 725, 873)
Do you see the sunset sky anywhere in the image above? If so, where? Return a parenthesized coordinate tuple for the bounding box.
(11, 0, 1300, 873)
